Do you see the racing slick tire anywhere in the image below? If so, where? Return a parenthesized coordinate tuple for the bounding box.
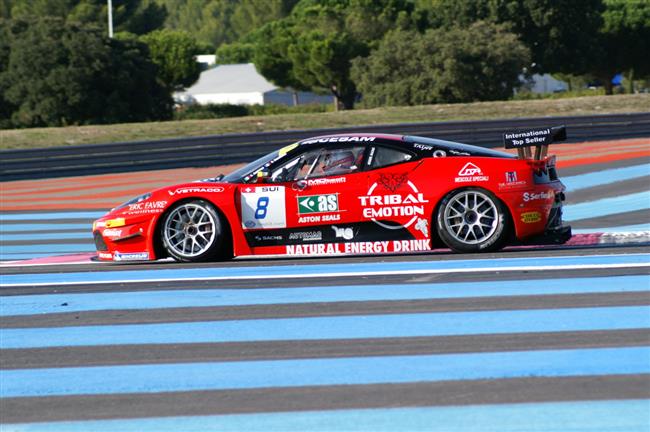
(436, 188, 510, 253)
(161, 199, 229, 262)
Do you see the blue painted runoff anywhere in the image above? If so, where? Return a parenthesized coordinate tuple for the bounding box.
(1, 347, 648, 397)
(4, 400, 648, 432)
(562, 163, 650, 192)
(2, 275, 648, 317)
(0, 232, 91, 241)
(0, 211, 105, 221)
(3, 253, 649, 286)
(563, 191, 650, 221)
(0, 243, 94, 254)
(0, 223, 89, 232)
(0, 253, 83, 261)
(1, 306, 648, 349)
(573, 223, 650, 234)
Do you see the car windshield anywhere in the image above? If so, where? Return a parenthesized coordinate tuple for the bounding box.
(221, 150, 281, 183)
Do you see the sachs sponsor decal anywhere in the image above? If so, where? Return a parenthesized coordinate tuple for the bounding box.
(455, 163, 489, 183)
(169, 187, 224, 196)
(360, 175, 429, 229)
(523, 191, 553, 202)
(520, 211, 542, 224)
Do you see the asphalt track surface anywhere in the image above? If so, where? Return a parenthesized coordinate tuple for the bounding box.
(1, 137, 649, 430)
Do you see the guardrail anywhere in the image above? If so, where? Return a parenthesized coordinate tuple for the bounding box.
(2, 112, 649, 181)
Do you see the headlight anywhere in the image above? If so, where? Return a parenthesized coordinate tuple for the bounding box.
(113, 193, 152, 211)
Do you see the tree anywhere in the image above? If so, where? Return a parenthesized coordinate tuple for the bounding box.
(6, 0, 166, 34)
(1, 18, 171, 127)
(591, 0, 650, 93)
(250, 0, 415, 109)
(216, 42, 255, 64)
(351, 22, 530, 107)
(416, 0, 604, 76)
(140, 29, 201, 90)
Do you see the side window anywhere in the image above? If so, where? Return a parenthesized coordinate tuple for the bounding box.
(367, 146, 413, 169)
(271, 146, 365, 182)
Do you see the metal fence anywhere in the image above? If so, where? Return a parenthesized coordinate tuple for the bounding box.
(2, 112, 649, 181)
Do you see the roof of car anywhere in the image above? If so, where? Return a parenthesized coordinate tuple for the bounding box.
(296, 133, 514, 159)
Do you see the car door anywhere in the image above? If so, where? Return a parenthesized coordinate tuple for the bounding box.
(240, 144, 369, 253)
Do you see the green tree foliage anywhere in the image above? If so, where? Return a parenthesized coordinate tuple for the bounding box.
(250, 0, 414, 109)
(156, 0, 298, 48)
(5, 0, 166, 34)
(215, 42, 255, 64)
(592, 0, 650, 93)
(351, 22, 530, 107)
(1, 18, 171, 128)
(416, 0, 603, 76)
(140, 29, 201, 90)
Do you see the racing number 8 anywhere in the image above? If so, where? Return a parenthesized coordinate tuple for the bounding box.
(255, 197, 269, 219)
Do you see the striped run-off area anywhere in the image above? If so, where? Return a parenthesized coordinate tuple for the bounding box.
(1, 249, 649, 430)
(1, 137, 649, 261)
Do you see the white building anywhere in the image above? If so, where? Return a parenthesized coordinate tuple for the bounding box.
(527, 74, 569, 94)
(177, 63, 334, 106)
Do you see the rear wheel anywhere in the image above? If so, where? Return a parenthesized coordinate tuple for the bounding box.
(436, 188, 509, 253)
(161, 200, 228, 262)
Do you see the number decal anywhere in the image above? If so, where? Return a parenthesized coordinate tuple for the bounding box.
(255, 197, 269, 219)
(241, 186, 286, 229)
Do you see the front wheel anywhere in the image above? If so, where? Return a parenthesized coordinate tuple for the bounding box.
(436, 188, 509, 253)
(161, 200, 229, 262)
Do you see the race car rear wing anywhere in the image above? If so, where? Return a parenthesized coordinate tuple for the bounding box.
(503, 125, 567, 160)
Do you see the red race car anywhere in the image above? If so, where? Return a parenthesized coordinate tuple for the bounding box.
(93, 129, 571, 262)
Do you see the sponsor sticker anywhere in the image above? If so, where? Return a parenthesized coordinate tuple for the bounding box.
(288, 231, 323, 242)
(521, 211, 542, 223)
(298, 214, 340, 223)
(169, 187, 224, 196)
(126, 201, 167, 214)
(113, 251, 149, 261)
(241, 186, 286, 229)
(455, 163, 489, 183)
(306, 177, 346, 186)
(297, 194, 339, 214)
(523, 191, 553, 202)
(254, 235, 283, 242)
(360, 175, 428, 229)
(413, 143, 433, 151)
(285, 239, 431, 255)
(332, 225, 354, 240)
(498, 171, 527, 189)
(503, 128, 552, 149)
(301, 136, 376, 144)
(98, 252, 113, 260)
(414, 218, 429, 238)
(102, 228, 123, 238)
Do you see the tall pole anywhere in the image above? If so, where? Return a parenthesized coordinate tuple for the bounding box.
(107, 0, 114, 38)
